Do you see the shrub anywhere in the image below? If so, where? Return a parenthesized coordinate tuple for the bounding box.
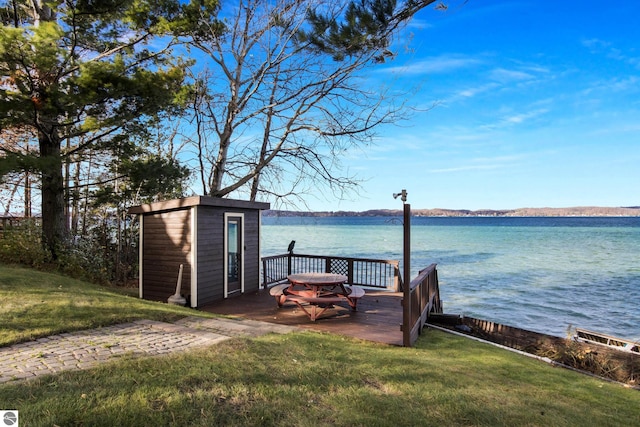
(0, 219, 134, 286)
(55, 237, 113, 285)
(0, 219, 51, 266)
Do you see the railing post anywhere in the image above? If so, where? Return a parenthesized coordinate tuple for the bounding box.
(403, 202, 411, 347)
(287, 253, 292, 276)
(262, 258, 267, 288)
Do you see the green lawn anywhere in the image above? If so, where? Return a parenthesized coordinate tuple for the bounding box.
(0, 264, 216, 347)
(1, 264, 639, 426)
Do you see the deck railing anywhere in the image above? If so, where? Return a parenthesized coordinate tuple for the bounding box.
(261, 253, 401, 291)
(262, 254, 443, 347)
(403, 264, 443, 347)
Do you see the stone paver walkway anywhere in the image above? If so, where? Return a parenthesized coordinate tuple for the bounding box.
(0, 317, 298, 384)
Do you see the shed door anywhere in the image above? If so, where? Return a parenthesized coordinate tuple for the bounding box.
(225, 215, 243, 296)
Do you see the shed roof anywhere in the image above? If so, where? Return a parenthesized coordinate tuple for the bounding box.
(127, 196, 270, 215)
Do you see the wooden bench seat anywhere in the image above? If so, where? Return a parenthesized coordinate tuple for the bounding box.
(347, 285, 365, 299)
(270, 284, 365, 312)
(269, 283, 290, 307)
(285, 295, 345, 305)
(270, 283, 367, 321)
(268, 283, 289, 296)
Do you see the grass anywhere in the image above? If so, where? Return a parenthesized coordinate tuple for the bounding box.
(0, 264, 215, 347)
(1, 264, 639, 426)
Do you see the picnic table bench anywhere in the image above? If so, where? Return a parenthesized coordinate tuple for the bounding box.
(269, 273, 365, 321)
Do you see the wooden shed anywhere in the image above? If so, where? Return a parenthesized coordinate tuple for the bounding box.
(128, 196, 270, 308)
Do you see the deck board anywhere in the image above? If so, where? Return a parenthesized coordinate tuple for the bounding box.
(200, 289, 404, 346)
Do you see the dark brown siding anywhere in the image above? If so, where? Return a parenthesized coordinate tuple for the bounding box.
(195, 207, 224, 306)
(243, 210, 261, 293)
(194, 207, 262, 306)
(142, 209, 191, 302)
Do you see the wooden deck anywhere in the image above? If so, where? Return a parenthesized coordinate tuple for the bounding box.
(201, 289, 404, 346)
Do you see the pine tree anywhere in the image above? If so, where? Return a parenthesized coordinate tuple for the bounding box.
(0, 0, 219, 255)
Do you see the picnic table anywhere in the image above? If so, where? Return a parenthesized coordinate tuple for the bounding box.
(269, 272, 365, 321)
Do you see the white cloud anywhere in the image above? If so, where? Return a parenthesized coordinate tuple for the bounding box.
(430, 164, 497, 173)
(407, 18, 433, 30)
(451, 82, 500, 100)
(477, 108, 549, 131)
(582, 38, 611, 50)
(580, 76, 640, 97)
(380, 54, 483, 75)
(489, 68, 535, 83)
(582, 38, 640, 69)
(430, 154, 526, 174)
(606, 76, 640, 92)
(503, 108, 549, 124)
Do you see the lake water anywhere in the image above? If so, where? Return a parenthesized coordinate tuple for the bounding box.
(261, 216, 640, 342)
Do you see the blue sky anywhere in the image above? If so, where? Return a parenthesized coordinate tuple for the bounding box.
(309, 0, 640, 212)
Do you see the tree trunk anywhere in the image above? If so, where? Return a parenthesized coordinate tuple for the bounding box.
(29, 0, 65, 255)
(39, 130, 66, 256)
(24, 171, 32, 217)
(71, 158, 81, 234)
(209, 123, 234, 194)
(64, 130, 71, 233)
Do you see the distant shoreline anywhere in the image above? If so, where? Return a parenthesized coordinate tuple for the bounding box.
(264, 206, 640, 217)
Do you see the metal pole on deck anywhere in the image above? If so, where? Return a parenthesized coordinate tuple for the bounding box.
(394, 189, 411, 346)
(403, 201, 411, 346)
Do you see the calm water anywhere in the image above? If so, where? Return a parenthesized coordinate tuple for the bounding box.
(261, 216, 640, 341)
